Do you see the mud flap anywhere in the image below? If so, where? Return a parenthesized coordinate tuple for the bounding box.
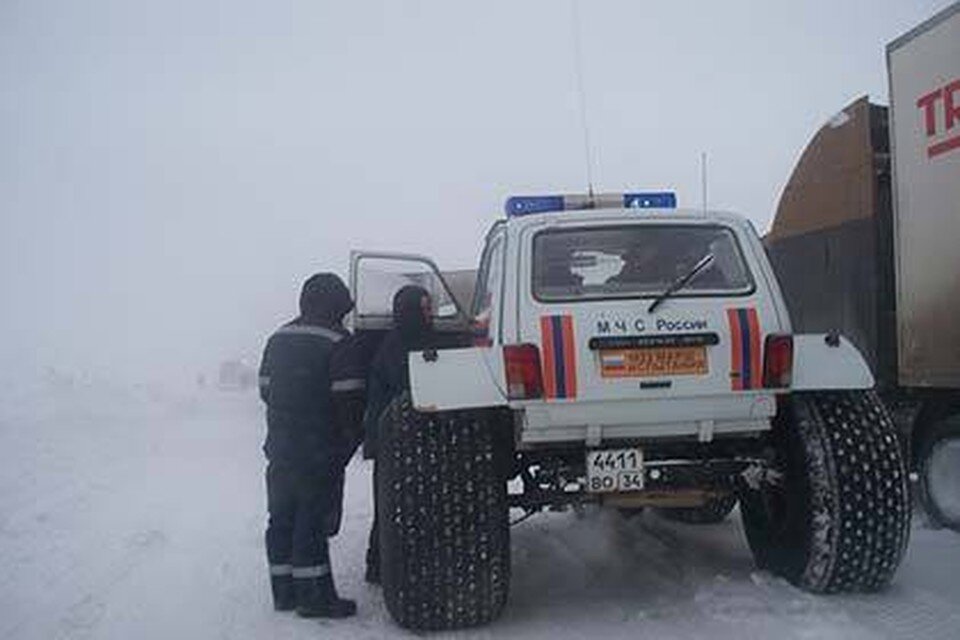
(792, 334, 874, 390)
(408, 347, 507, 411)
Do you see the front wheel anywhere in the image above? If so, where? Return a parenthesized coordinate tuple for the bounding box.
(740, 391, 911, 593)
(916, 415, 960, 532)
(377, 393, 511, 631)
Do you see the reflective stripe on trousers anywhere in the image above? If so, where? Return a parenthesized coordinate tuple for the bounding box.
(292, 564, 331, 579)
(331, 378, 365, 392)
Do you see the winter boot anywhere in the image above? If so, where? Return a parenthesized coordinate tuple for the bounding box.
(364, 545, 380, 585)
(364, 562, 380, 586)
(294, 576, 357, 619)
(270, 575, 296, 612)
(365, 515, 381, 585)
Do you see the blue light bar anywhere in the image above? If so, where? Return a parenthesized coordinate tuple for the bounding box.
(505, 191, 677, 216)
(623, 192, 677, 209)
(505, 195, 565, 216)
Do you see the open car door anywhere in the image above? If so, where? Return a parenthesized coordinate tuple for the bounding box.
(348, 250, 506, 411)
(348, 250, 469, 333)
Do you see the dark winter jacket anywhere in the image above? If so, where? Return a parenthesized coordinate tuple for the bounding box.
(362, 285, 436, 459)
(258, 274, 366, 467)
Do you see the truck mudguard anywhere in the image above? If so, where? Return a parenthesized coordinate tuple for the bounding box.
(792, 333, 875, 390)
(408, 347, 508, 412)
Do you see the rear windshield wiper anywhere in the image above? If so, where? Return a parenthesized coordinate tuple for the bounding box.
(647, 253, 715, 314)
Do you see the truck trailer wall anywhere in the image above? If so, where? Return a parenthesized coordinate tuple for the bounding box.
(765, 98, 896, 387)
(887, 3, 960, 388)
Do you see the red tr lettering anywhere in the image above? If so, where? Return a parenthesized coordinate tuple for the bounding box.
(916, 88, 942, 137)
(945, 80, 960, 131)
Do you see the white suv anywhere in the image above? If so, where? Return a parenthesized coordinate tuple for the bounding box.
(350, 192, 911, 631)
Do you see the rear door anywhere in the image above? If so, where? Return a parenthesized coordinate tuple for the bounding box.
(516, 215, 783, 430)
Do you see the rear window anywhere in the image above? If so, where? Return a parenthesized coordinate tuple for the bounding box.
(532, 224, 754, 302)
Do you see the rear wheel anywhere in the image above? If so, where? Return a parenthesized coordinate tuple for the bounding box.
(656, 495, 737, 524)
(377, 393, 510, 631)
(740, 390, 910, 592)
(916, 415, 960, 532)
(617, 507, 645, 519)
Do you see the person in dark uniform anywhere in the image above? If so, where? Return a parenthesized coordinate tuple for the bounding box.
(361, 285, 435, 585)
(258, 273, 366, 618)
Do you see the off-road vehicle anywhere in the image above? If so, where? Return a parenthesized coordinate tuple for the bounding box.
(349, 191, 911, 631)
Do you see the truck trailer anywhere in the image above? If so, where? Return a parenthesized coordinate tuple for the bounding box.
(766, 2, 960, 530)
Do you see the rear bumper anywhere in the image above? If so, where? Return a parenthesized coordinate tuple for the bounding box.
(515, 394, 775, 445)
(519, 418, 770, 445)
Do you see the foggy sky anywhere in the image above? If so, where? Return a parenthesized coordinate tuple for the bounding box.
(1, 0, 951, 385)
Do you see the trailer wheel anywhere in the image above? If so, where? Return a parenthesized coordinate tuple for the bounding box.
(377, 392, 510, 631)
(656, 495, 737, 524)
(740, 391, 910, 592)
(916, 415, 960, 532)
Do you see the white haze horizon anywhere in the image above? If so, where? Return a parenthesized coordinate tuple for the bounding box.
(1, 0, 952, 387)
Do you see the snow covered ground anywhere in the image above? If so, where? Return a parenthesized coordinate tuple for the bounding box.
(2, 379, 959, 640)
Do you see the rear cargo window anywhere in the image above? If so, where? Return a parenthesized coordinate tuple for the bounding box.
(532, 224, 754, 302)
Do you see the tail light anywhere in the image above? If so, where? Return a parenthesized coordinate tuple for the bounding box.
(763, 334, 793, 389)
(503, 344, 543, 400)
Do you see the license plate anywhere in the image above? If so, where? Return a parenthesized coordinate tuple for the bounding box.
(599, 346, 708, 378)
(586, 448, 644, 493)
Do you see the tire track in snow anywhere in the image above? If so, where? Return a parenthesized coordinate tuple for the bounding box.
(51, 529, 170, 640)
(833, 586, 960, 639)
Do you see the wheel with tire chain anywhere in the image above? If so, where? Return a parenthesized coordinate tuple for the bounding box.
(740, 390, 910, 592)
(916, 414, 960, 532)
(656, 494, 737, 524)
(377, 392, 510, 631)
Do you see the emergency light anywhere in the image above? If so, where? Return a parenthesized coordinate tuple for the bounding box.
(505, 192, 676, 216)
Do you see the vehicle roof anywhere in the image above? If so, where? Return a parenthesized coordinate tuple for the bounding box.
(501, 207, 753, 229)
(886, 1, 959, 53)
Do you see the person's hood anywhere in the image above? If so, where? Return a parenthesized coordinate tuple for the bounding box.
(298, 273, 353, 326)
(392, 284, 431, 346)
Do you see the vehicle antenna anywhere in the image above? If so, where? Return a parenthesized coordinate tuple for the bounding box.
(570, 0, 595, 200)
(701, 151, 708, 213)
